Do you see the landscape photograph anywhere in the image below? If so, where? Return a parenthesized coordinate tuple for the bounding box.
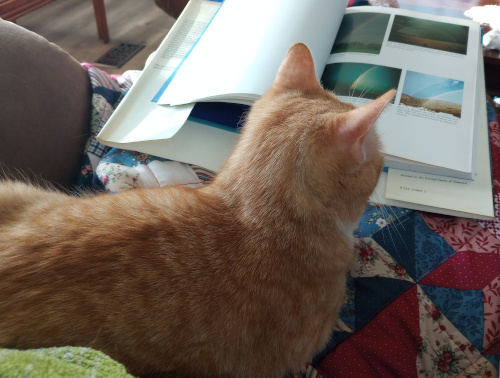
(400, 71, 463, 118)
(331, 12, 391, 55)
(321, 62, 401, 101)
(388, 15, 469, 55)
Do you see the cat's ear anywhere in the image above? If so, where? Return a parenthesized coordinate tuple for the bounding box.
(273, 43, 322, 92)
(336, 89, 396, 166)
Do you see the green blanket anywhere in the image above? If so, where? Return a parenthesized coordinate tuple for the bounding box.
(0, 347, 134, 378)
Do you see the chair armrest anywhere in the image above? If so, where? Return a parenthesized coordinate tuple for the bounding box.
(0, 19, 92, 189)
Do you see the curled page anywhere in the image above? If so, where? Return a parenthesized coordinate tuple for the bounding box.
(156, 0, 349, 106)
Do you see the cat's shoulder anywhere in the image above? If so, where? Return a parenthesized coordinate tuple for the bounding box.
(0, 180, 72, 223)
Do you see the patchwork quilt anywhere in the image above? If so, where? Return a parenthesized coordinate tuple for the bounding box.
(75, 63, 499, 377)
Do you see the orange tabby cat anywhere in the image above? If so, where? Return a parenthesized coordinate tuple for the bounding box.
(0, 43, 394, 377)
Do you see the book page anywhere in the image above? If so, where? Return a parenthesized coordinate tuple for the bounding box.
(385, 167, 493, 217)
(384, 62, 492, 218)
(322, 6, 481, 179)
(370, 56, 494, 220)
(156, 0, 349, 106)
(97, 0, 221, 145)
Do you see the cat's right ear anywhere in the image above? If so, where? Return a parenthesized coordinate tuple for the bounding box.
(273, 43, 322, 93)
(335, 89, 396, 167)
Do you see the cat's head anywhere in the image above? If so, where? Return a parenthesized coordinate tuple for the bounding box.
(217, 43, 394, 222)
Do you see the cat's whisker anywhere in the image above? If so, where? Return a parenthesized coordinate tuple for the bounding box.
(358, 86, 374, 105)
(369, 185, 411, 262)
(379, 204, 411, 264)
(88, 326, 102, 348)
(384, 203, 407, 232)
(350, 80, 361, 106)
(352, 86, 371, 108)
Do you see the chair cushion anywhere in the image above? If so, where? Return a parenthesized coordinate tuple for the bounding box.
(0, 19, 91, 189)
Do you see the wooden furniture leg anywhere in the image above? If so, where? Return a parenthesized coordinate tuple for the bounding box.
(0, 0, 56, 21)
(0, 0, 110, 43)
(92, 0, 109, 43)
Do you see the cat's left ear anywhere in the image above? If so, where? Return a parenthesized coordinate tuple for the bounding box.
(336, 89, 396, 165)
(273, 43, 322, 92)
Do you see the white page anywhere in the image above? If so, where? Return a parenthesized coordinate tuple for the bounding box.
(324, 6, 481, 177)
(157, 0, 349, 106)
(369, 56, 494, 219)
(97, 0, 221, 145)
(384, 89, 493, 218)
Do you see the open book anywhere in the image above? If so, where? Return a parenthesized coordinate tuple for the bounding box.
(371, 60, 494, 220)
(98, 0, 494, 219)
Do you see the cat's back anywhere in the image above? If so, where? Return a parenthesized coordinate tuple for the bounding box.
(0, 180, 226, 249)
(0, 181, 242, 372)
(0, 178, 337, 377)
(0, 180, 312, 377)
(0, 181, 71, 224)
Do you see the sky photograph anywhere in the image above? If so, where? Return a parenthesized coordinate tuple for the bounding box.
(322, 62, 401, 100)
(389, 15, 469, 55)
(331, 13, 390, 54)
(402, 71, 464, 105)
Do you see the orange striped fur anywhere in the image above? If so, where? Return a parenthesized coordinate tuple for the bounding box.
(0, 44, 393, 377)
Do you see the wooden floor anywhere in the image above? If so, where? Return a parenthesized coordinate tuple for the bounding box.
(16, 0, 176, 75)
(14, 0, 500, 92)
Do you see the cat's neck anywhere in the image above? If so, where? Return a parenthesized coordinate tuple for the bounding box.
(206, 171, 350, 242)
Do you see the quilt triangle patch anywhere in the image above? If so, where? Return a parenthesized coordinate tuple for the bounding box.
(484, 353, 500, 373)
(420, 284, 484, 351)
(317, 285, 420, 378)
(420, 250, 500, 290)
(349, 238, 415, 282)
(416, 285, 498, 377)
(355, 205, 412, 238)
(372, 212, 417, 279)
(372, 212, 456, 283)
(338, 276, 355, 331)
(414, 213, 457, 281)
(354, 277, 414, 330)
(483, 276, 500, 354)
(312, 331, 351, 367)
